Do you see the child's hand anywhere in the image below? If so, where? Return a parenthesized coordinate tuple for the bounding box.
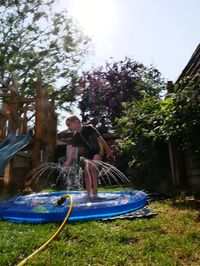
(107, 150, 115, 161)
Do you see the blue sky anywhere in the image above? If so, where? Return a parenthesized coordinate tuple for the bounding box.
(57, 0, 200, 81)
(56, 0, 200, 130)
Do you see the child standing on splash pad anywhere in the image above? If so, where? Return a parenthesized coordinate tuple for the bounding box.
(63, 115, 115, 198)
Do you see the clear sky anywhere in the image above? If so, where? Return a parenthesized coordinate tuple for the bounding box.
(56, 0, 200, 130)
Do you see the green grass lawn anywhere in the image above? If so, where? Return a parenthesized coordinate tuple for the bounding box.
(0, 200, 199, 266)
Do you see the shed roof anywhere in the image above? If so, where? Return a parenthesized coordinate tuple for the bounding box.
(177, 43, 200, 83)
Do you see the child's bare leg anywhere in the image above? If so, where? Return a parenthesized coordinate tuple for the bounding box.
(85, 160, 93, 197)
(90, 154, 102, 196)
(84, 155, 102, 198)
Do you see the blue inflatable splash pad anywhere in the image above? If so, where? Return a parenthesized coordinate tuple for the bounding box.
(0, 190, 147, 223)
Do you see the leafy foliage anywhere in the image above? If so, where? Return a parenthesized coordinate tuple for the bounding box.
(0, 0, 91, 110)
(75, 58, 165, 129)
(115, 74, 200, 167)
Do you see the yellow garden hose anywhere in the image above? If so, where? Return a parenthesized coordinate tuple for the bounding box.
(17, 194, 73, 266)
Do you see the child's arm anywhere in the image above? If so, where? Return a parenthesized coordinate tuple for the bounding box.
(63, 146, 77, 170)
(97, 136, 115, 159)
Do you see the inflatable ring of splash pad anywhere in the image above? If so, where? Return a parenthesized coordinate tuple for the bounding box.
(0, 190, 147, 223)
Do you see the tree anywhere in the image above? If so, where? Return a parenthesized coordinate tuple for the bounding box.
(115, 73, 200, 168)
(0, 0, 91, 110)
(115, 93, 162, 169)
(75, 57, 165, 130)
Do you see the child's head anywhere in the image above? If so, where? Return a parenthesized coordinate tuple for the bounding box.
(66, 115, 81, 132)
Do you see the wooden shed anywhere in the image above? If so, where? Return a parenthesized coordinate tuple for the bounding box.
(168, 43, 200, 193)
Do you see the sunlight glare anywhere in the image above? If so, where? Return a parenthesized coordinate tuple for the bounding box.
(71, 0, 116, 36)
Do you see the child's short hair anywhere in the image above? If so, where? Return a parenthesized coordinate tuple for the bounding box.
(66, 115, 81, 124)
